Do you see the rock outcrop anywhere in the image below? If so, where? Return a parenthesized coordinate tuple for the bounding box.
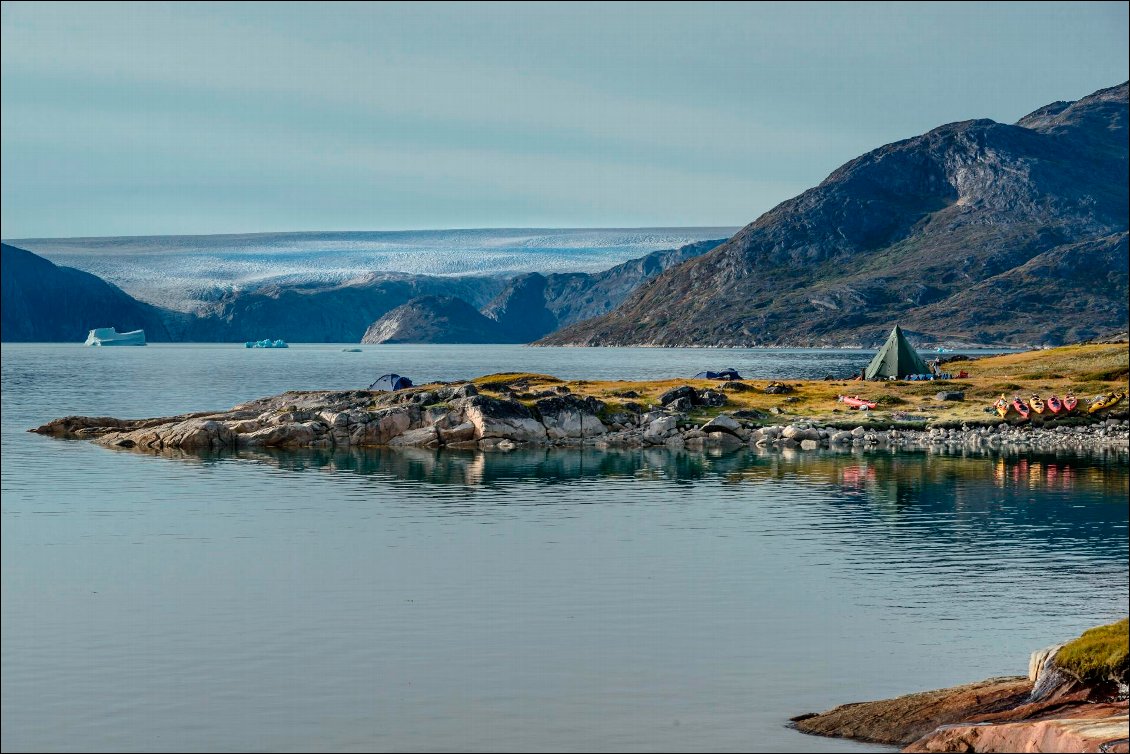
(30, 381, 1130, 455)
(540, 82, 1129, 348)
(793, 621, 1130, 753)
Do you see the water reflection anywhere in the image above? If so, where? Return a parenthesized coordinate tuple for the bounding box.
(129, 443, 1130, 496)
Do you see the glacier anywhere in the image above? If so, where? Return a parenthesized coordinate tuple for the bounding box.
(8, 228, 737, 312)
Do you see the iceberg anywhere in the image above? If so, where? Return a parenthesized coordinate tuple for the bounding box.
(245, 339, 289, 348)
(85, 327, 146, 346)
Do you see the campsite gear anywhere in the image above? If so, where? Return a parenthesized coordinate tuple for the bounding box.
(1046, 395, 1063, 414)
(1029, 395, 1046, 414)
(694, 369, 743, 380)
(841, 395, 877, 410)
(956, 370, 969, 379)
(1063, 394, 1078, 413)
(994, 395, 1011, 418)
(369, 373, 413, 391)
(1089, 392, 1126, 413)
(864, 325, 930, 380)
(1012, 396, 1030, 420)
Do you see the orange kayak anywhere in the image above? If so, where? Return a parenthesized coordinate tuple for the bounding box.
(1029, 395, 1045, 414)
(841, 395, 877, 410)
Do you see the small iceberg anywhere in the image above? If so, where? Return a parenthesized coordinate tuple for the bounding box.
(342, 347, 362, 352)
(85, 327, 146, 346)
(245, 339, 289, 348)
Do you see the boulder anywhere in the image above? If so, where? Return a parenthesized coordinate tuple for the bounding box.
(389, 426, 440, 447)
(702, 414, 742, 436)
(668, 397, 695, 412)
(437, 421, 477, 444)
(765, 382, 793, 394)
(643, 416, 678, 443)
(351, 407, 414, 445)
(459, 395, 547, 443)
(660, 385, 698, 406)
(700, 389, 727, 407)
(935, 391, 966, 401)
(535, 395, 607, 440)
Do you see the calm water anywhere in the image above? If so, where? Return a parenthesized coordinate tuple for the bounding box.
(2, 344, 1127, 753)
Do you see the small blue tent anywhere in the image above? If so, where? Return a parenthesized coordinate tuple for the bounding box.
(369, 373, 413, 391)
(694, 368, 743, 380)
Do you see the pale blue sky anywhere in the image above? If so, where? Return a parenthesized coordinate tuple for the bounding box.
(2, 1, 1127, 238)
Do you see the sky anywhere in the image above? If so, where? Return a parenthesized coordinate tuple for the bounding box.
(1, 1, 1127, 238)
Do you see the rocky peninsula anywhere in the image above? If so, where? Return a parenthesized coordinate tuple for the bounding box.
(793, 619, 1129, 753)
(29, 344, 1130, 456)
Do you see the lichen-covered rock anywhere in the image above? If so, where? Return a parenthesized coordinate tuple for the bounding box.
(659, 385, 697, 406)
(459, 395, 547, 443)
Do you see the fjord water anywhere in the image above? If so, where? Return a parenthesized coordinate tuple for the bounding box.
(2, 345, 1127, 753)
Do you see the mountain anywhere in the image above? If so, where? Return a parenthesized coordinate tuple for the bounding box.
(541, 83, 1129, 348)
(484, 240, 724, 341)
(185, 238, 722, 343)
(361, 296, 511, 344)
(179, 274, 507, 343)
(1, 243, 171, 342)
(10, 228, 735, 312)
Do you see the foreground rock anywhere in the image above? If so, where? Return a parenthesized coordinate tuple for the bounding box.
(793, 620, 1130, 752)
(30, 382, 1130, 455)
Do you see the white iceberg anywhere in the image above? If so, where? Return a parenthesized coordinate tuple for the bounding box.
(85, 327, 146, 346)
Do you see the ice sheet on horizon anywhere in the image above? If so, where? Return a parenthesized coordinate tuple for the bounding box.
(8, 228, 737, 311)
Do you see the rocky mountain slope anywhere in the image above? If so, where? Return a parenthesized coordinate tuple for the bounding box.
(483, 239, 722, 341)
(541, 82, 1129, 348)
(361, 295, 510, 344)
(185, 238, 721, 343)
(178, 274, 507, 343)
(1, 243, 170, 342)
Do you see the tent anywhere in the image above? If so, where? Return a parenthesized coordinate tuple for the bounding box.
(864, 325, 930, 380)
(369, 373, 413, 391)
(694, 369, 743, 380)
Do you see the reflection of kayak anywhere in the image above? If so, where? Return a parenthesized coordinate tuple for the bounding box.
(1089, 392, 1126, 413)
(994, 395, 1010, 417)
(1063, 394, 1078, 413)
(1047, 395, 1063, 414)
(1029, 395, 1045, 414)
(841, 395, 877, 410)
(1012, 397, 1030, 420)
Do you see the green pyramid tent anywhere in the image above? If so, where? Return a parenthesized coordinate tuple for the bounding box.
(864, 325, 930, 380)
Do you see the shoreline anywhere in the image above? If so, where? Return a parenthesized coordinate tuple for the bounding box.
(792, 620, 1129, 753)
(29, 383, 1130, 455)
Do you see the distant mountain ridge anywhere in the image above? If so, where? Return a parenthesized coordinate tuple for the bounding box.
(541, 82, 1129, 347)
(0, 238, 722, 343)
(1, 243, 170, 342)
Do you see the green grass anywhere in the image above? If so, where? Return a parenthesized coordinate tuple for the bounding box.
(1056, 618, 1129, 685)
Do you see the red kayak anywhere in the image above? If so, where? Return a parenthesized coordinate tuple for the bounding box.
(841, 395, 877, 410)
(1047, 395, 1063, 414)
(1063, 394, 1078, 413)
(1012, 396, 1030, 420)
